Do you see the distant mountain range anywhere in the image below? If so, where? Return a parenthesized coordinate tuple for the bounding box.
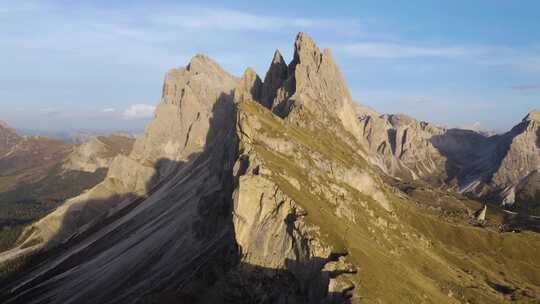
(0, 122, 134, 252)
(15, 128, 140, 144)
(355, 107, 540, 216)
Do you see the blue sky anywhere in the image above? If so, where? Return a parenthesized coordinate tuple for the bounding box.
(0, 0, 539, 133)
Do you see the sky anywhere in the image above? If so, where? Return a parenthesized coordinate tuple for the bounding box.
(0, 0, 539, 133)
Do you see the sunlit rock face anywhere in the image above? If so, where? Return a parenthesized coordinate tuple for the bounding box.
(62, 135, 134, 173)
(2, 34, 540, 304)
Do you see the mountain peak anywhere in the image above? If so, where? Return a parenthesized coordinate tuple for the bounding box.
(235, 68, 263, 103)
(272, 49, 285, 65)
(295, 32, 318, 51)
(186, 54, 226, 74)
(524, 110, 540, 122)
(292, 32, 321, 67)
(260, 50, 290, 109)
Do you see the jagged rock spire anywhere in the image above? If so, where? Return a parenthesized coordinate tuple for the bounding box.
(235, 67, 263, 103)
(291, 32, 322, 68)
(273, 32, 364, 142)
(260, 49, 288, 109)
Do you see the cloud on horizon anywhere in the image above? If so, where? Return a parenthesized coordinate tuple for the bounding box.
(102, 108, 116, 113)
(121, 104, 156, 120)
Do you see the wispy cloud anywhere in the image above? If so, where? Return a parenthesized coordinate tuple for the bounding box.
(334, 42, 540, 72)
(102, 108, 116, 113)
(122, 104, 155, 120)
(151, 6, 359, 33)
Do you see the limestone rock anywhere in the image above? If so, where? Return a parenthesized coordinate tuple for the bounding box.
(260, 50, 288, 109)
(234, 68, 262, 104)
(357, 111, 448, 181)
(257, 33, 364, 145)
(62, 135, 134, 173)
(11, 54, 238, 251)
(357, 107, 540, 211)
(474, 205, 487, 221)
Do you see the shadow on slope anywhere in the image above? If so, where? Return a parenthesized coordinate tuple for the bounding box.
(430, 129, 509, 189)
(0, 167, 108, 252)
(0, 94, 350, 304)
(536, 128, 540, 149)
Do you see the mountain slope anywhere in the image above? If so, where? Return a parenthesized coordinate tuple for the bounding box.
(0, 33, 539, 304)
(0, 126, 134, 252)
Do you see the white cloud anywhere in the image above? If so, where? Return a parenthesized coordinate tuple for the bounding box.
(102, 107, 116, 113)
(122, 104, 155, 120)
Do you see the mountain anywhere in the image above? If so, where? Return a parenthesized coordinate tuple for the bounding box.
(0, 121, 21, 156)
(0, 33, 539, 303)
(357, 113, 448, 182)
(62, 135, 135, 173)
(355, 107, 540, 215)
(0, 125, 134, 252)
(0, 123, 72, 193)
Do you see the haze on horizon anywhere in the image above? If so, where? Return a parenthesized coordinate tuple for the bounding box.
(0, 0, 539, 133)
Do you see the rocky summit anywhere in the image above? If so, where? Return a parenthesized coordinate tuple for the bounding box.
(0, 33, 539, 304)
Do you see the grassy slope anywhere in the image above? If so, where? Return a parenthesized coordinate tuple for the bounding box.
(239, 100, 540, 303)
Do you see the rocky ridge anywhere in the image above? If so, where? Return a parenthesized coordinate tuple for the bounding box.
(0, 33, 539, 304)
(62, 135, 134, 173)
(355, 106, 540, 214)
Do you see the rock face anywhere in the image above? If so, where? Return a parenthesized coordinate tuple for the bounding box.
(62, 135, 134, 173)
(7, 55, 238, 250)
(356, 107, 540, 213)
(490, 112, 540, 200)
(258, 33, 364, 145)
(475, 205, 487, 221)
(434, 111, 540, 210)
(2, 33, 540, 304)
(357, 113, 448, 181)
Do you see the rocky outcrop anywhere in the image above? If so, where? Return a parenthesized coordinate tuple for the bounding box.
(256, 33, 364, 146)
(436, 111, 540, 207)
(356, 106, 540, 212)
(62, 135, 134, 173)
(492, 111, 540, 189)
(2, 33, 540, 304)
(260, 50, 288, 109)
(357, 112, 448, 181)
(9, 55, 238, 251)
(514, 170, 540, 213)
